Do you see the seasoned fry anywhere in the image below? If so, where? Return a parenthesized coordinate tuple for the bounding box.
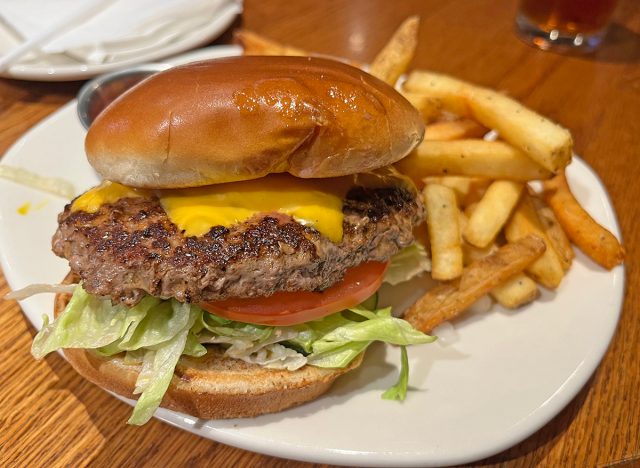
(505, 193, 565, 288)
(461, 240, 538, 308)
(401, 92, 443, 123)
(542, 172, 624, 270)
(491, 273, 539, 309)
(395, 140, 552, 182)
(530, 194, 574, 271)
(464, 180, 523, 248)
(423, 184, 464, 280)
(403, 70, 470, 116)
(235, 30, 310, 57)
(461, 240, 494, 265)
(466, 88, 573, 174)
(405, 235, 546, 332)
(422, 176, 490, 207)
(424, 119, 488, 141)
(370, 16, 420, 85)
(424, 176, 476, 202)
(403, 71, 573, 173)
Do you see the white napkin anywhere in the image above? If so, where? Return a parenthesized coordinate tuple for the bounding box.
(0, 0, 238, 62)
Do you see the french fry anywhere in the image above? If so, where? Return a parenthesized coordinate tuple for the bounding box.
(395, 140, 552, 182)
(404, 71, 574, 173)
(370, 16, 420, 85)
(505, 193, 565, 288)
(462, 182, 491, 207)
(422, 176, 489, 207)
(490, 273, 539, 309)
(542, 172, 624, 270)
(403, 70, 470, 116)
(530, 194, 574, 271)
(466, 88, 573, 174)
(463, 202, 478, 218)
(461, 240, 538, 308)
(461, 240, 494, 266)
(235, 30, 310, 57)
(423, 184, 464, 280)
(405, 235, 546, 332)
(464, 180, 524, 248)
(424, 119, 488, 141)
(458, 211, 469, 241)
(401, 92, 444, 123)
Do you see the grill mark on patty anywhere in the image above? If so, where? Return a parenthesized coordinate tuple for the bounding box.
(346, 186, 417, 221)
(53, 185, 424, 304)
(172, 216, 318, 268)
(62, 204, 318, 269)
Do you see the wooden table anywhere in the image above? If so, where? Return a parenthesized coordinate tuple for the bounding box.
(1, 1, 638, 466)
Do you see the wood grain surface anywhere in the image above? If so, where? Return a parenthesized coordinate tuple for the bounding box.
(1, 0, 638, 466)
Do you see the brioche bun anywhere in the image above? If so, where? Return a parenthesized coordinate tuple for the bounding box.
(85, 56, 424, 189)
(55, 275, 363, 419)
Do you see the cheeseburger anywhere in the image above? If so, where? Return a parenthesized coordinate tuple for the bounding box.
(32, 56, 434, 424)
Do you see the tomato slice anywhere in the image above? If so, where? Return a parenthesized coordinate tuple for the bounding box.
(200, 261, 388, 326)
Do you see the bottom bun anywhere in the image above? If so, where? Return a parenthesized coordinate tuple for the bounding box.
(54, 277, 364, 420)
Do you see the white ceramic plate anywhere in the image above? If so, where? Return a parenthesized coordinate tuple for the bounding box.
(0, 47, 625, 467)
(0, 2, 240, 81)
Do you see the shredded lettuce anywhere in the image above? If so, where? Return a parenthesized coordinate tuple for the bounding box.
(306, 307, 435, 368)
(32, 285, 145, 358)
(4, 283, 78, 300)
(200, 325, 306, 370)
(127, 302, 200, 425)
(382, 346, 410, 401)
(0, 164, 75, 199)
(384, 242, 431, 285)
(33, 284, 434, 424)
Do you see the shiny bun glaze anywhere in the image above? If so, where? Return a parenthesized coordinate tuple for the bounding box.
(85, 56, 425, 189)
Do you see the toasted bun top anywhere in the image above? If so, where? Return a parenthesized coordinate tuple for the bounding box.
(85, 56, 424, 188)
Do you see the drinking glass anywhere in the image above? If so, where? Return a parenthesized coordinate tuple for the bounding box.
(515, 0, 618, 52)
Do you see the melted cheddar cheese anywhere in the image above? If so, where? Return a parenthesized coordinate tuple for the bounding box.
(159, 174, 347, 242)
(71, 175, 349, 243)
(71, 181, 149, 213)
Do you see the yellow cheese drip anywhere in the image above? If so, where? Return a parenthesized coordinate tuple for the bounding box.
(71, 181, 149, 213)
(159, 174, 347, 242)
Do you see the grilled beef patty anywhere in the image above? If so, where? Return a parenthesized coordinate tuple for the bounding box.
(52, 185, 424, 305)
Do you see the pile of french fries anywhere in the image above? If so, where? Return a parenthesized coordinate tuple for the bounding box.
(236, 17, 625, 333)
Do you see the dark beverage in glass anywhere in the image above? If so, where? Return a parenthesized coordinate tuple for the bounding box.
(516, 0, 618, 52)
